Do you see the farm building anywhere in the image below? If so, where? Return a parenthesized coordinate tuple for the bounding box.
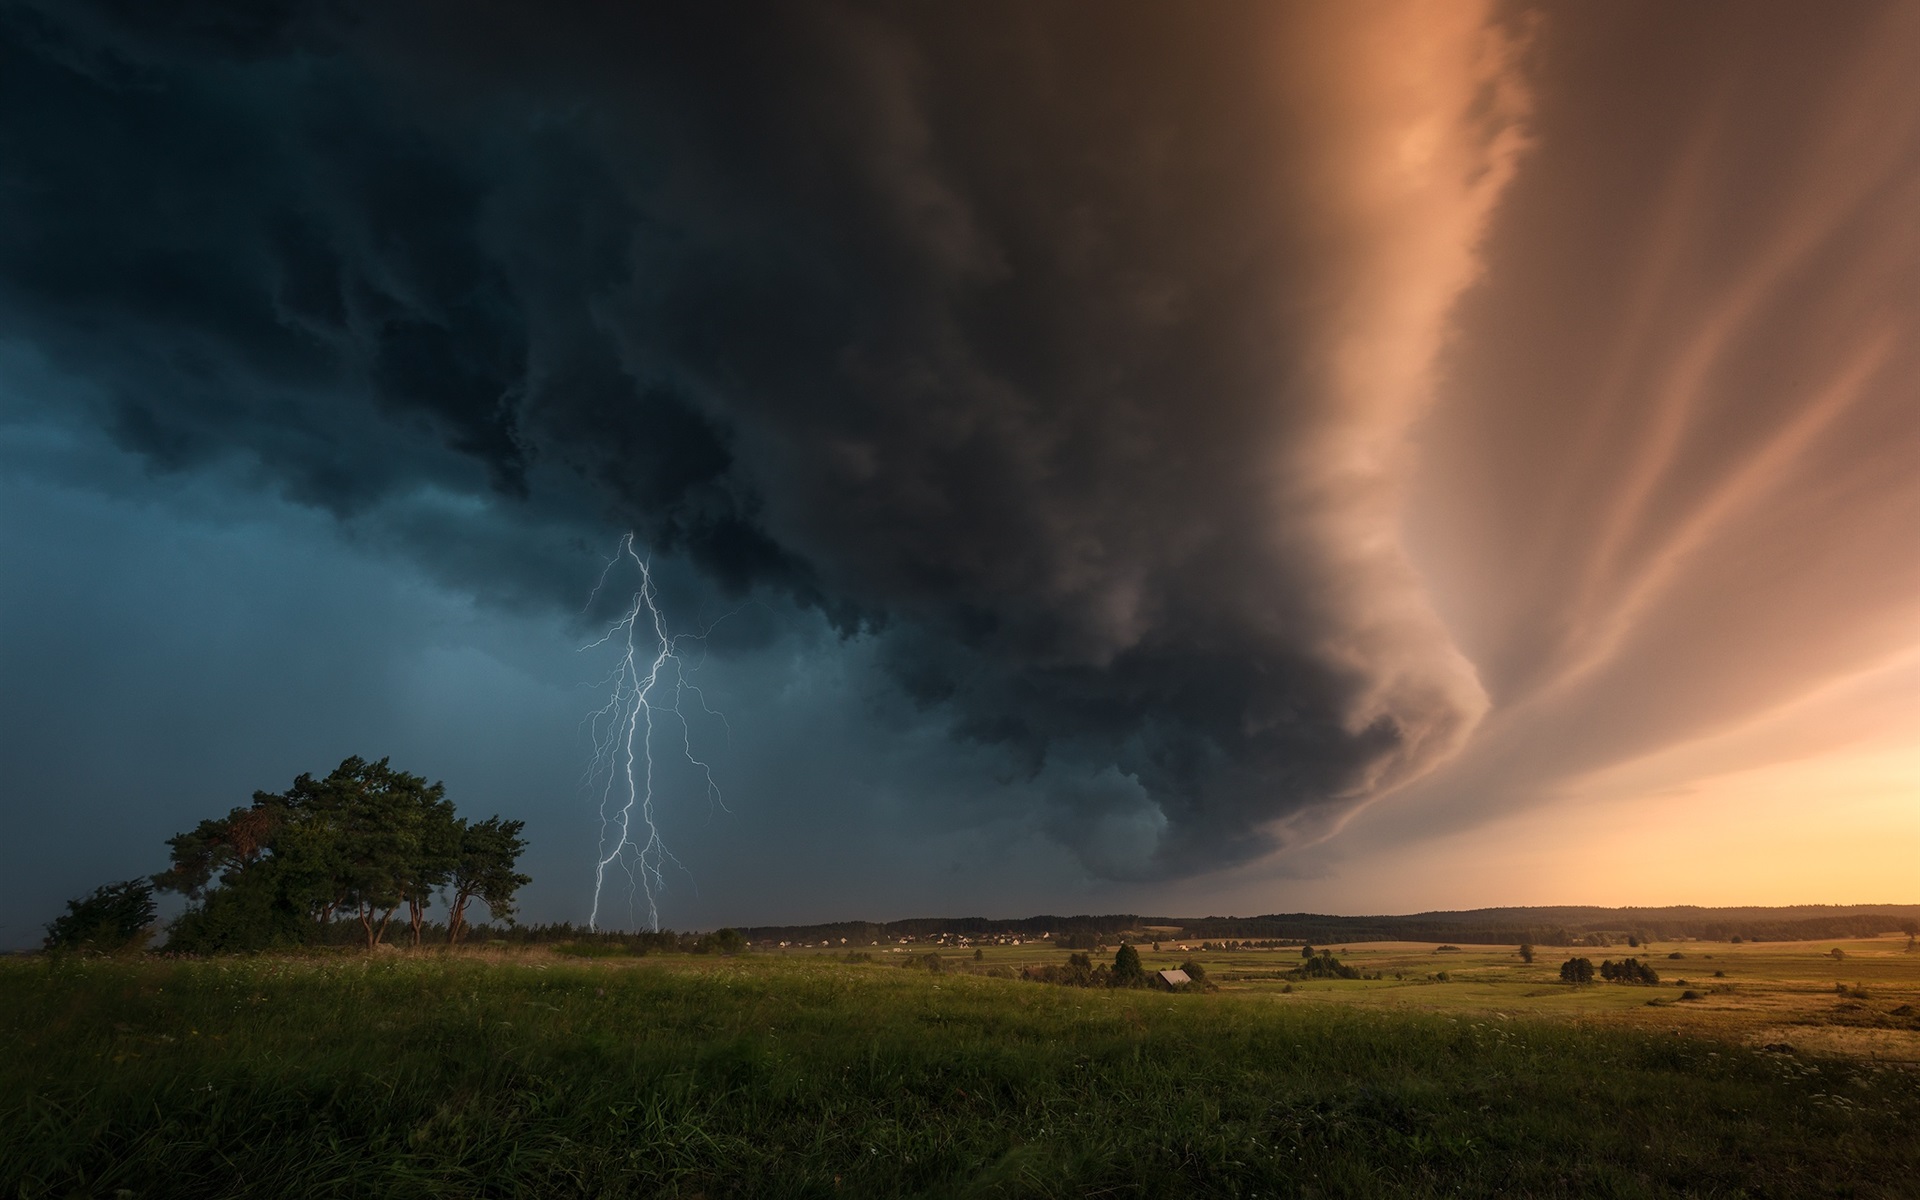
(1154, 969, 1191, 990)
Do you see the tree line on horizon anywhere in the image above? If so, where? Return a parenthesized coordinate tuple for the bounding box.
(45, 756, 529, 954)
(739, 907, 1920, 949)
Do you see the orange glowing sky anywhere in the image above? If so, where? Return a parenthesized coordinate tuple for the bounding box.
(1185, 0, 1920, 912)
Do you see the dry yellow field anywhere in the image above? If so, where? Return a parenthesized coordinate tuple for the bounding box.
(778, 932, 1920, 1061)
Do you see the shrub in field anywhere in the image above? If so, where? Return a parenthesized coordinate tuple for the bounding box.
(1112, 943, 1146, 987)
(1560, 957, 1595, 984)
(159, 865, 312, 953)
(554, 942, 633, 959)
(1518, 943, 1535, 963)
(43, 880, 157, 954)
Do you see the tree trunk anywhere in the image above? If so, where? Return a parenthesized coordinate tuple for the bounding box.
(449, 892, 472, 945)
(407, 897, 425, 947)
(375, 907, 395, 947)
(359, 904, 375, 951)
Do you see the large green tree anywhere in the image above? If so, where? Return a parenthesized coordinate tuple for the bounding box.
(321, 758, 447, 950)
(154, 756, 508, 952)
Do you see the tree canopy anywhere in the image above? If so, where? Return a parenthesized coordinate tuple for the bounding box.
(154, 756, 529, 952)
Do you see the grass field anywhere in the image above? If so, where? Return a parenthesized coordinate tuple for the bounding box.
(5, 943, 1920, 1198)
(769, 933, 1920, 1061)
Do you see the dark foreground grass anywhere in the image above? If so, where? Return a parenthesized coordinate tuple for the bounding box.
(3, 956, 1916, 1198)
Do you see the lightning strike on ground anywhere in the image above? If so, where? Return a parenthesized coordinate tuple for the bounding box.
(582, 535, 728, 932)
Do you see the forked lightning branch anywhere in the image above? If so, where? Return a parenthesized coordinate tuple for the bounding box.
(581, 534, 728, 932)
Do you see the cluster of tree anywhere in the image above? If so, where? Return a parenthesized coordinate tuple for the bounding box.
(1598, 957, 1662, 985)
(154, 756, 529, 953)
(42, 879, 159, 954)
(738, 914, 1151, 946)
(388, 922, 747, 954)
(1560, 956, 1661, 985)
(1021, 945, 1206, 991)
(1288, 949, 1364, 981)
(1024, 950, 1113, 986)
(551, 928, 745, 959)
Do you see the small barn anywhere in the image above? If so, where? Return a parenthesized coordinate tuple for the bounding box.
(1154, 968, 1191, 990)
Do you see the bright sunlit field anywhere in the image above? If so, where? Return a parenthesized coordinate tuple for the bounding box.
(793, 932, 1920, 1057)
(5, 944, 1919, 1198)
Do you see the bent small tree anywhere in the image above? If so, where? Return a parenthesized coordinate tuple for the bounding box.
(446, 817, 531, 944)
(44, 879, 157, 953)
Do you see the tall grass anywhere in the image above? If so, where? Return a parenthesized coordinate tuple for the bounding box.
(4, 955, 1916, 1197)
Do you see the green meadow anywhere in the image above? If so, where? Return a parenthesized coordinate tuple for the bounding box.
(6, 948, 1919, 1198)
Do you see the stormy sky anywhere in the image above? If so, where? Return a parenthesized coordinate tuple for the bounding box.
(2, 0, 1914, 942)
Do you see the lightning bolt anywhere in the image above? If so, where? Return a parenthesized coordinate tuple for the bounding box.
(582, 534, 728, 932)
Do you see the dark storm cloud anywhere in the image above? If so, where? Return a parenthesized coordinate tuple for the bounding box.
(0, 1, 1518, 874)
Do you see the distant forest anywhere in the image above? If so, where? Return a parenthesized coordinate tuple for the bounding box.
(739, 905, 1920, 948)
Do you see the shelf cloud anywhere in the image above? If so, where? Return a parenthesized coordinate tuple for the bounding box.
(2, 1, 1910, 911)
(0, 1, 1534, 875)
